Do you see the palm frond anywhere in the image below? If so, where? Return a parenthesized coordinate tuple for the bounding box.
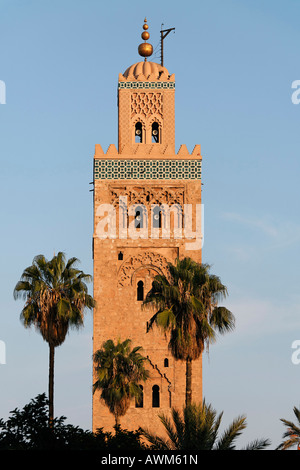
(139, 427, 171, 450)
(141, 402, 270, 451)
(277, 409, 300, 450)
(158, 410, 181, 449)
(242, 438, 271, 450)
(210, 306, 235, 334)
(214, 415, 247, 450)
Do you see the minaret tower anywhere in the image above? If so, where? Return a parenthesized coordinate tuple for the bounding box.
(92, 19, 203, 434)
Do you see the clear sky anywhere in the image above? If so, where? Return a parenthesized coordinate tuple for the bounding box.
(0, 0, 300, 449)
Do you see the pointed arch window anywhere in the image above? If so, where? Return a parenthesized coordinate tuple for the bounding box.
(135, 205, 144, 229)
(152, 122, 160, 143)
(152, 385, 160, 408)
(135, 122, 143, 143)
(137, 280, 144, 301)
(152, 205, 162, 229)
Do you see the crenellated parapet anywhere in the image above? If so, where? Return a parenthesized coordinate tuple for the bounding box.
(94, 143, 201, 158)
(93, 144, 202, 181)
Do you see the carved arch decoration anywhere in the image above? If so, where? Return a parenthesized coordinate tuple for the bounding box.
(117, 252, 168, 287)
(110, 186, 184, 208)
(149, 115, 163, 127)
(132, 116, 146, 128)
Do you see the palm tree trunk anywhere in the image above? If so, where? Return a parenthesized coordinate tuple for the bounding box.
(114, 414, 120, 433)
(186, 358, 192, 406)
(49, 343, 55, 427)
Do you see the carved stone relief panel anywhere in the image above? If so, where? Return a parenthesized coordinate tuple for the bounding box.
(117, 252, 168, 287)
(131, 92, 163, 119)
(110, 185, 184, 207)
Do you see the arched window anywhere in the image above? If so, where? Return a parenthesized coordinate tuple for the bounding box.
(118, 251, 123, 260)
(164, 358, 169, 367)
(135, 122, 143, 143)
(135, 205, 144, 229)
(137, 280, 144, 301)
(135, 385, 144, 408)
(152, 205, 162, 229)
(152, 385, 160, 407)
(152, 122, 159, 143)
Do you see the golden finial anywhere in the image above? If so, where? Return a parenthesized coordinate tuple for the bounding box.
(138, 18, 153, 61)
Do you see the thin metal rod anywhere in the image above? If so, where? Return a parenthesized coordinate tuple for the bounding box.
(160, 25, 175, 66)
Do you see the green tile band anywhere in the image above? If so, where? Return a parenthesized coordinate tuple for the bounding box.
(94, 159, 201, 180)
(118, 81, 175, 89)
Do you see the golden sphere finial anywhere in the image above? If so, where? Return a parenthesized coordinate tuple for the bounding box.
(138, 18, 153, 60)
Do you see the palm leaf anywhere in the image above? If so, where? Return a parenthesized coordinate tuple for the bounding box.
(93, 339, 150, 426)
(141, 402, 270, 451)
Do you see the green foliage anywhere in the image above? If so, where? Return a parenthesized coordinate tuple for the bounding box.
(143, 258, 235, 406)
(143, 258, 235, 361)
(0, 394, 273, 451)
(277, 406, 300, 450)
(14, 252, 95, 347)
(0, 394, 96, 450)
(0, 394, 146, 450)
(13, 252, 95, 424)
(140, 401, 271, 451)
(93, 339, 150, 426)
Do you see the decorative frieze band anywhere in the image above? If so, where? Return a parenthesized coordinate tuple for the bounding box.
(118, 81, 175, 89)
(110, 186, 184, 207)
(94, 159, 201, 181)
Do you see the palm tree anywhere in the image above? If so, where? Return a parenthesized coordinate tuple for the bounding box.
(13, 252, 95, 426)
(277, 406, 300, 450)
(93, 338, 150, 428)
(141, 401, 270, 450)
(143, 257, 235, 406)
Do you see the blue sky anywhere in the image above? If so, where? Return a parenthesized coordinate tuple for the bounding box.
(1, 0, 300, 449)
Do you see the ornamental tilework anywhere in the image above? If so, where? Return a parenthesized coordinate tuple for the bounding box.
(118, 81, 175, 89)
(94, 159, 201, 180)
